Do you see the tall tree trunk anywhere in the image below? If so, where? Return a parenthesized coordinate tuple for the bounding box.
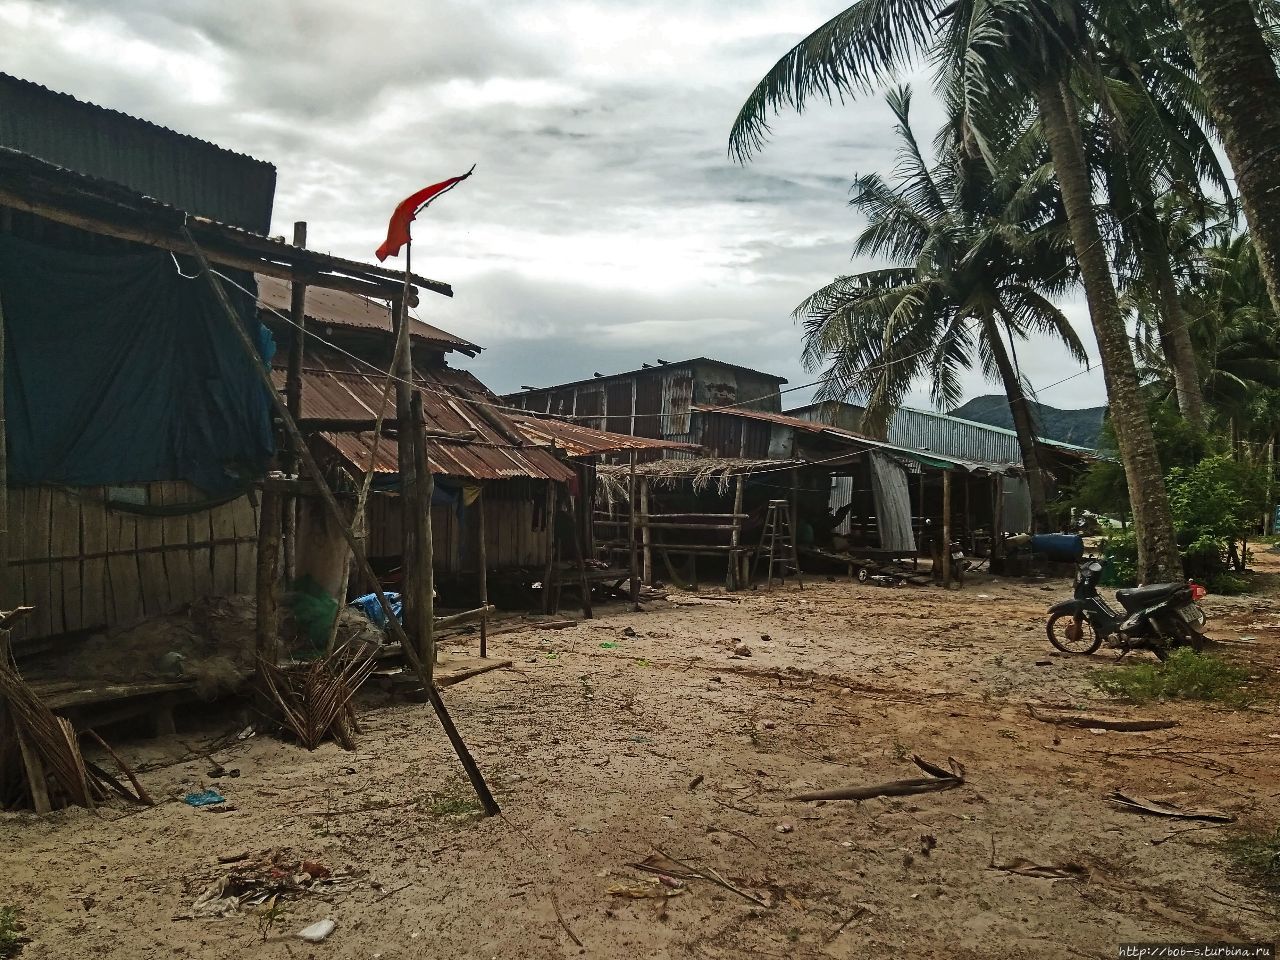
(1037, 80, 1182, 582)
(1171, 0, 1280, 320)
(1137, 205, 1206, 430)
(984, 314, 1051, 533)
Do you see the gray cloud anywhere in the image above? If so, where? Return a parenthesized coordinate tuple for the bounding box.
(2, 0, 1107, 413)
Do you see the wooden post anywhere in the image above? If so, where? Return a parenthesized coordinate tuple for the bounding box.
(181, 224, 499, 817)
(729, 473, 745, 590)
(790, 467, 802, 587)
(477, 483, 489, 658)
(564, 485, 593, 619)
(0, 288, 7, 612)
(541, 481, 556, 614)
(992, 477, 1005, 566)
(640, 477, 653, 586)
(410, 391, 435, 681)
(941, 470, 953, 589)
(255, 488, 281, 661)
(628, 452, 640, 610)
(283, 221, 307, 586)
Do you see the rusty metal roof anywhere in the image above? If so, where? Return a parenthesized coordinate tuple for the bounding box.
(509, 414, 702, 457)
(503, 356, 788, 398)
(256, 274, 479, 355)
(274, 347, 573, 482)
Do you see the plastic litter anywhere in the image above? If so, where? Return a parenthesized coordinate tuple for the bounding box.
(298, 919, 336, 943)
(184, 789, 226, 807)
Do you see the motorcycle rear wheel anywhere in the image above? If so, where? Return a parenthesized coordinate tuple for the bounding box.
(1047, 612, 1103, 655)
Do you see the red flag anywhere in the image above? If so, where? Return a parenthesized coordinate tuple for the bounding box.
(375, 167, 474, 261)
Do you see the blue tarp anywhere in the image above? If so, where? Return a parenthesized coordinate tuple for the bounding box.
(0, 235, 275, 492)
(350, 591, 403, 629)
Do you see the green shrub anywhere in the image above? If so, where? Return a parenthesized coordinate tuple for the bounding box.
(1208, 573, 1251, 596)
(1091, 649, 1253, 705)
(1221, 827, 1280, 902)
(1100, 536, 1139, 588)
(0, 906, 23, 959)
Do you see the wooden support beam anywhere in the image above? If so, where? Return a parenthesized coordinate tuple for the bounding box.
(255, 488, 281, 661)
(282, 221, 307, 586)
(477, 484, 489, 658)
(729, 474, 745, 591)
(180, 224, 499, 817)
(411, 390, 435, 677)
(563, 486, 593, 620)
(541, 481, 556, 615)
(435, 604, 495, 630)
(628, 451, 639, 610)
(0, 181, 448, 299)
(942, 470, 953, 589)
(640, 477, 652, 586)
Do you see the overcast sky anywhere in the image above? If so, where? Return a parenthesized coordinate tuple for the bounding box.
(4, 0, 1106, 414)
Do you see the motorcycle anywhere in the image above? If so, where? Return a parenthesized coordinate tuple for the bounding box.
(1045, 558, 1209, 660)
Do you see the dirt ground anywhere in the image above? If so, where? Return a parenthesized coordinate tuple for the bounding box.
(3, 555, 1279, 959)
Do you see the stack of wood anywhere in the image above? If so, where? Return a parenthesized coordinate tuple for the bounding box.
(258, 647, 377, 751)
(0, 632, 152, 813)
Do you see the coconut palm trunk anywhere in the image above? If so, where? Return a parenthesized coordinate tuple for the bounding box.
(1171, 0, 1280, 319)
(1136, 205, 1206, 429)
(982, 314, 1052, 533)
(1037, 80, 1182, 581)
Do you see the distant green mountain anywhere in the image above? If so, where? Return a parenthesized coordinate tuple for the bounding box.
(949, 395, 1107, 449)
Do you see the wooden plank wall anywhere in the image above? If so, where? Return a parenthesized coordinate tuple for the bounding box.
(2, 483, 259, 643)
(365, 480, 552, 572)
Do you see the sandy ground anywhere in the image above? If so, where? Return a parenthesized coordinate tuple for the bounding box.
(3, 557, 1279, 959)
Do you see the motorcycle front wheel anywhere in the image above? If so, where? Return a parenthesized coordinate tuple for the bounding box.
(1047, 612, 1103, 655)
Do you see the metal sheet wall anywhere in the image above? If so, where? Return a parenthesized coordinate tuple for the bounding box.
(0, 74, 276, 232)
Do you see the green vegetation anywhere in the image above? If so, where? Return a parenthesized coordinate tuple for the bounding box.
(1221, 827, 1280, 903)
(0, 906, 23, 959)
(950, 396, 1106, 449)
(428, 794, 483, 818)
(1091, 649, 1253, 705)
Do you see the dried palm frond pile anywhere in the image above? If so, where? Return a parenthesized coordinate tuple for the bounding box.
(258, 648, 377, 751)
(0, 659, 152, 812)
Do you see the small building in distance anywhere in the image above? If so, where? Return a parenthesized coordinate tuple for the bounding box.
(787, 401, 1097, 532)
(502, 358, 787, 458)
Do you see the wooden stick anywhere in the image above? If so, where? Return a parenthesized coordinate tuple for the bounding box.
(255, 488, 281, 662)
(541, 481, 556, 615)
(941, 470, 953, 589)
(640, 477, 652, 586)
(411, 390, 435, 680)
(628, 451, 639, 610)
(562, 486, 593, 620)
(434, 605, 495, 629)
(477, 483, 489, 658)
(282, 221, 308, 585)
(436, 660, 512, 688)
(180, 224, 499, 816)
(0, 286, 8, 615)
(729, 474, 744, 591)
(15, 727, 52, 814)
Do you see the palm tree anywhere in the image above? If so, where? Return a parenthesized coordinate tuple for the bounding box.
(798, 87, 1086, 532)
(1169, 0, 1280, 319)
(729, 0, 1184, 581)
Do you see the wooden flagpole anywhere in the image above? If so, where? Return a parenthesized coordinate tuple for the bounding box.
(181, 224, 498, 816)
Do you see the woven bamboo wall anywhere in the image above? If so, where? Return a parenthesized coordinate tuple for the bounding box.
(3, 483, 259, 642)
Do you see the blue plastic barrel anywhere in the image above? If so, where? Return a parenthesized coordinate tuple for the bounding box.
(1029, 534, 1085, 562)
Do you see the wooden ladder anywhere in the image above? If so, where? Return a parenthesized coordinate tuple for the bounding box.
(755, 500, 801, 589)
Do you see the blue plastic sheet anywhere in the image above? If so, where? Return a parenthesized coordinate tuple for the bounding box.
(350, 591, 403, 629)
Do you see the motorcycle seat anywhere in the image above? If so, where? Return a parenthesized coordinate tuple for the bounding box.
(1115, 582, 1186, 608)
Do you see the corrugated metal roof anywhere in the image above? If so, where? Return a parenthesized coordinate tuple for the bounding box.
(787, 401, 1097, 463)
(509, 414, 703, 457)
(256, 274, 478, 355)
(0, 72, 275, 232)
(694, 405, 1022, 476)
(275, 347, 573, 482)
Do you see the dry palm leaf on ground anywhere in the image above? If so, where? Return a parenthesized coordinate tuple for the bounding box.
(258, 647, 377, 750)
